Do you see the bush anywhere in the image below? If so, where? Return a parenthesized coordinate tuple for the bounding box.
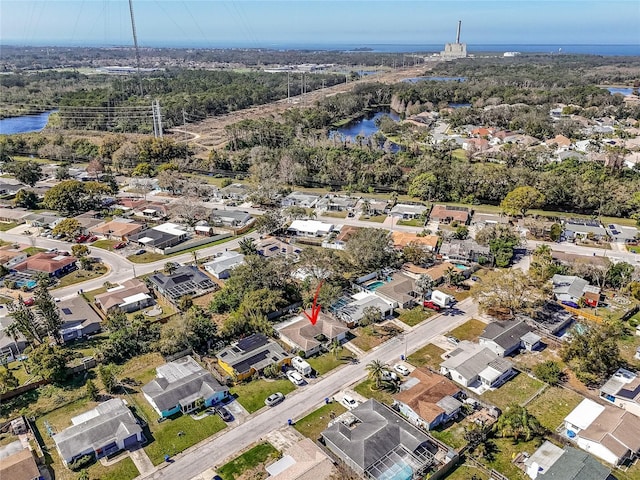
(68, 454, 95, 471)
(220, 178, 233, 188)
(534, 361, 563, 385)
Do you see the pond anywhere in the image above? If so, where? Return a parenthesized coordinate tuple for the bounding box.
(329, 110, 402, 152)
(607, 87, 634, 96)
(0, 110, 57, 135)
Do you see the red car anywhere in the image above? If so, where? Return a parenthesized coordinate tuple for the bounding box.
(423, 301, 442, 312)
(114, 241, 127, 249)
(88, 236, 98, 242)
(24, 297, 35, 307)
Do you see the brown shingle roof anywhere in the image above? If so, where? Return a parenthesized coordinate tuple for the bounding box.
(91, 220, 144, 237)
(580, 407, 640, 459)
(94, 279, 150, 311)
(429, 205, 470, 223)
(394, 368, 460, 423)
(279, 312, 349, 352)
(0, 448, 40, 480)
(391, 232, 439, 250)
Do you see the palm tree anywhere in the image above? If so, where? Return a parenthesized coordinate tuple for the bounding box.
(164, 262, 177, 275)
(366, 360, 387, 389)
(415, 274, 434, 299)
(329, 339, 343, 359)
(239, 237, 258, 255)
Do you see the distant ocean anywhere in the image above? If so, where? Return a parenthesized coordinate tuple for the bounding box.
(142, 42, 640, 56)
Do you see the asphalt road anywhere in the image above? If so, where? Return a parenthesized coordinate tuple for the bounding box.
(138, 298, 478, 480)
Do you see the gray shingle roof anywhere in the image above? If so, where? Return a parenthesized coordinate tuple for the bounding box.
(440, 341, 513, 380)
(538, 446, 612, 480)
(480, 319, 533, 350)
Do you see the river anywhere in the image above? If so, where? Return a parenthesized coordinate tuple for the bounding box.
(0, 110, 57, 135)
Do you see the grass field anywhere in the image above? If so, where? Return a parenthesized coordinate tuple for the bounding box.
(306, 352, 349, 376)
(57, 264, 108, 288)
(353, 378, 394, 405)
(88, 457, 139, 480)
(23, 246, 46, 255)
(482, 438, 542, 480)
(361, 214, 387, 223)
(442, 463, 489, 480)
(447, 319, 486, 342)
(397, 218, 425, 227)
(294, 403, 346, 440)
(230, 378, 296, 413)
(397, 307, 434, 327)
(407, 343, 446, 369)
(0, 222, 18, 231)
(482, 373, 545, 410)
(526, 386, 583, 431)
(91, 239, 119, 251)
(322, 210, 348, 218)
(217, 442, 279, 480)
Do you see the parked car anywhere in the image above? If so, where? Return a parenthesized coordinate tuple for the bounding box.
(114, 241, 127, 249)
(423, 301, 441, 312)
(381, 370, 398, 381)
(286, 370, 304, 386)
(23, 297, 35, 307)
(264, 392, 285, 407)
(135, 249, 146, 255)
(445, 335, 460, 345)
(340, 394, 359, 410)
(88, 236, 98, 242)
(216, 406, 233, 422)
(393, 364, 410, 376)
(562, 301, 580, 309)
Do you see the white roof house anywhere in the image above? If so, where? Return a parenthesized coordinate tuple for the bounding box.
(203, 251, 245, 279)
(287, 220, 334, 237)
(152, 222, 188, 236)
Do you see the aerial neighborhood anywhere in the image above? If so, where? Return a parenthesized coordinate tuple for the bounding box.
(1, 43, 640, 480)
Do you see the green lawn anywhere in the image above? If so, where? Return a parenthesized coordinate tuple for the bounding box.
(0, 222, 18, 231)
(4, 360, 34, 385)
(88, 457, 139, 480)
(128, 251, 166, 263)
(442, 462, 489, 480)
(294, 403, 346, 440)
(397, 218, 425, 227)
(322, 210, 348, 218)
(627, 245, 640, 254)
(397, 307, 434, 327)
(526, 387, 583, 431)
(230, 378, 296, 413)
(361, 215, 387, 223)
(23, 246, 46, 255)
(447, 319, 486, 342)
(127, 235, 239, 263)
(407, 343, 446, 369)
(81, 286, 109, 305)
(306, 352, 349, 375)
(217, 442, 279, 480)
(56, 264, 108, 288)
(482, 373, 545, 410)
(91, 239, 119, 251)
(143, 410, 227, 465)
(483, 437, 542, 480)
(353, 378, 394, 405)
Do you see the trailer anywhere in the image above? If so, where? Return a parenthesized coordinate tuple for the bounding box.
(430, 290, 455, 309)
(291, 356, 313, 376)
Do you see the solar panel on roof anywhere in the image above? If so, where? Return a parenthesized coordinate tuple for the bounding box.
(62, 308, 72, 315)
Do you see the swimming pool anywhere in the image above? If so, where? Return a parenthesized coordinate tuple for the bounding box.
(367, 281, 386, 291)
(455, 264, 469, 271)
(16, 279, 37, 289)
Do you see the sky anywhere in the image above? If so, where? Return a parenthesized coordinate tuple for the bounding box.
(1, 0, 639, 48)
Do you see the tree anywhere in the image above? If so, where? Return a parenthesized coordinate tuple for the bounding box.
(53, 218, 83, 239)
(476, 224, 521, 268)
(366, 360, 388, 389)
(0, 365, 19, 393)
(86, 158, 104, 180)
(408, 172, 437, 201)
(534, 361, 563, 385)
(561, 321, 623, 385)
(6, 160, 42, 186)
(453, 225, 469, 240)
(131, 162, 155, 177)
(55, 165, 71, 180)
(605, 262, 634, 290)
(255, 210, 284, 234)
(85, 378, 99, 400)
(178, 295, 194, 311)
(157, 169, 184, 195)
(402, 241, 431, 266)
(346, 228, 394, 273)
(7, 297, 46, 344)
(472, 269, 546, 317)
(71, 244, 90, 258)
(549, 223, 563, 241)
(500, 186, 545, 217)
(329, 339, 343, 359)
(171, 197, 209, 227)
(414, 274, 434, 299)
(99, 364, 119, 393)
(34, 279, 62, 342)
(164, 262, 178, 275)
(494, 404, 544, 442)
(360, 306, 381, 326)
(14, 189, 38, 209)
(27, 344, 68, 384)
(44, 180, 110, 216)
(238, 237, 257, 255)
(99, 312, 160, 363)
(529, 245, 562, 285)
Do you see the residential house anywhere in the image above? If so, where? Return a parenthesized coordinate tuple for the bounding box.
(216, 333, 290, 381)
(439, 238, 492, 264)
(429, 205, 471, 225)
(278, 312, 349, 357)
(393, 368, 463, 430)
(600, 368, 640, 418)
(462, 137, 489, 152)
(331, 225, 361, 249)
(479, 319, 541, 357)
(523, 441, 612, 480)
(58, 297, 103, 343)
(563, 219, 608, 240)
(72, 212, 104, 233)
(401, 262, 453, 285)
(316, 195, 358, 212)
(551, 251, 610, 270)
(0, 311, 28, 361)
(218, 183, 251, 200)
(282, 191, 320, 208)
(94, 279, 154, 314)
(359, 198, 388, 215)
(203, 251, 245, 279)
(440, 341, 515, 391)
(545, 134, 572, 150)
(257, 238, 301, 259)
(0, 441, 41, 480)
(53, 398, 143, 466)
(322, 399, 455, 479)
(391, 232, 439, 251)
(524, 301, 574, 336)
(0, 207, 30, 224)
(389, 203, 428, 220)
(606, 224, 638, 244)
(210, 209, 252, 228)
(552, 275, 601, 307)
(0, 182, 27, 197)
(142, 356, 229, 418)
(133, 203, 169, 221)
(374, 272, 418, 309)
(129, 222, 189, 250)
(265, 438, 334, 480)
(331, 291, 394, 327)
(471, 213, 510, 227)
(563, 398, 640, 466)
(23, 212, 65, 229)
(90, 219, 144, 240)
(287, 220, 334, 237)
(194, 225, 216, 237)
(0, 247, 27, 269)
(148, 265, 217, 303)
(13, 252, 77, 278)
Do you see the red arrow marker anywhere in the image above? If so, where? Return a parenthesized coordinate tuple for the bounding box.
(302, 281, 323, 325)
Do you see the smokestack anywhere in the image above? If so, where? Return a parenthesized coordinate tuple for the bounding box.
(456, 20, 461, 43)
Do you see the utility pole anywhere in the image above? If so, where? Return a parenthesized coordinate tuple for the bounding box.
(128, 0, 144, 96)
(152, 100, 163, 139)
(287, 72, 291, 103)
(182, 109, 188, 162)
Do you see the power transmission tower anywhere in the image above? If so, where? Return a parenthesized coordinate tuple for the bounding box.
(152, 100, 163, 138)
(128, 0, 144, 96)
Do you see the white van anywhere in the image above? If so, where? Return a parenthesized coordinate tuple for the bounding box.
(291, 356, 312, 376)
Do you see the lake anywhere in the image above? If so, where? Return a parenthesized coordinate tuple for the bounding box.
(0, 110, 57, 135)
(329, 110, 401, 152)
(607, 87, 634, 96)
